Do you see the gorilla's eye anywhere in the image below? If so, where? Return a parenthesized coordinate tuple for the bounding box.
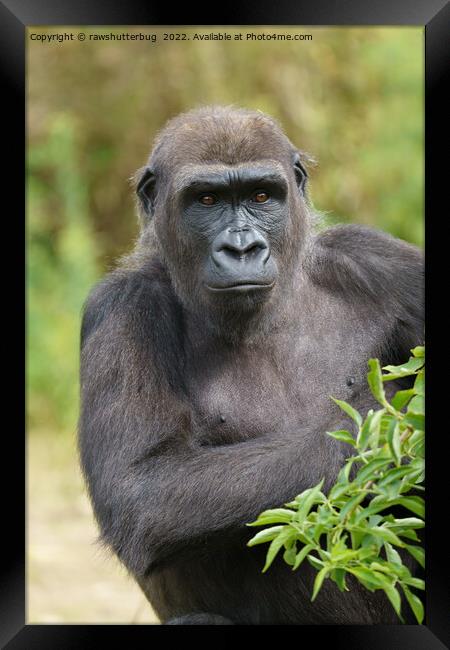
(199, 194, 217, 206)
(253, 191, 270, 203)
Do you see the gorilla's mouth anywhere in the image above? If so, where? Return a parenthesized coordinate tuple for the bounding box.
(205, 280, 276, 293)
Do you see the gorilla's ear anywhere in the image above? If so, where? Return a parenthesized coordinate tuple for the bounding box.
(292, 152, 308, 195)
(135, 166, 156, 220)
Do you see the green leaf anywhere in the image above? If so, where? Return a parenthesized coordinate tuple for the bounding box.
(353, 496, 424, 525)
(379, 481, 403, 500)
(283, 543, 297, 566)
(317, 504, 335, 524)
(368, 515, 384, 527)
(332, 460, 353, 490)
(354, 456, 392, 485)
(330, 397, 362, 428)
(247, 508, 295, 527)
(262, 527, 296, 573)
(406, 430, 425, 458)
(368, 411, 387, 450)
(386, 418, 402, 466)
(312, 523, 327, 543)
(329, 537, 348, 558)
(403, 412, 425, 431)
(356, 568, 401, 619)
(369, 561, 408, 580)
(247, 525, 286, 547)
(357, 546, 379, 561)
(350, 526, 366, 550)
(391, 389, 414, 411)
(307, 555, 324, 571)
(395, 528, 419, 542)
(353, 496, 394, 524)
(414, 369, 424, 396)
(389, 496, 425, 518)
(357, 409, 384, 451)
(386, 517, 424, 530)
(407, 395, 424, 415)
(407, 395, 425, 415)
(367, 526, 405, 547)
(292, 544, 314, 571)
(382, 583, 403, 621)
(410, 346, 425, 359)
(377, 465, 419, 488)
(295, 480, 325, 523)
(339, 492, 366, 521)
(361, 534, 383, 553)
(331, 568, 347, 592)
(400, 465, 425, 490)
(402, 576, 425, 590)
(311, 567, 329, 601)
(326, 429, 356, 447)
(347, 567, 386, 590)
(329, 479, 352, 501)
(407, 456, 424, 473)
(384, 541, 403, 566)
(367, 358, 389, 406)
(382, 356, 424, 379)
(401, 584, 424, 624)
(405, 544, 425, 568)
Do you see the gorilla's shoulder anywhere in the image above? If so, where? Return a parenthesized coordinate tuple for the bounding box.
(81, 258, 179, 346)
(314, 224, 422, 258)
(308, 224, 424, 363)
(307, 224, 423, 306)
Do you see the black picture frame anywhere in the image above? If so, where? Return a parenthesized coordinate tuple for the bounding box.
(3, 0, 448, 647)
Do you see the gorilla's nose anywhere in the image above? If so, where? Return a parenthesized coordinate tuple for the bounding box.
(211, 227, 270, 269)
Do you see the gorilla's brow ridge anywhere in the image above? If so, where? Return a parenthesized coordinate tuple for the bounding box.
(172, 160, 288, 194)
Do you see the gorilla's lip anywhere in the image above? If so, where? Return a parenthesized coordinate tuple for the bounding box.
(205, 280, 275, 293)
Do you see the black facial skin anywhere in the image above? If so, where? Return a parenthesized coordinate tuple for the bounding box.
(180, 164, 286, 298)
(79, 106, 424, 625)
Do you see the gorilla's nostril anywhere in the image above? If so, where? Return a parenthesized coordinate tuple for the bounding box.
(245, 243, 266, 258)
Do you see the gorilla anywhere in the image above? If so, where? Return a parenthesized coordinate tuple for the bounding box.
(78, 106, 424, 625)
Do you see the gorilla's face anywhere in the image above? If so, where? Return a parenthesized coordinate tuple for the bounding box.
(175, 161, 288, 305)
(136, 108, 310, 315)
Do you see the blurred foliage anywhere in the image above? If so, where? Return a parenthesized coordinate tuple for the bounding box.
(27, 26, 423, 435)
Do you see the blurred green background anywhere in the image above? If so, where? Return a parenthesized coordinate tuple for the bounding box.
(27, 26, 423, 623)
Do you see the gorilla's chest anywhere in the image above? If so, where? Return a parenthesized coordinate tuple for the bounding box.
(187, 332, 369, 446)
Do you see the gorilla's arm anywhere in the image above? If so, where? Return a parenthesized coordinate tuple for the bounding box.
(79, 263, 350, 578)
(79, 230, 423, 579)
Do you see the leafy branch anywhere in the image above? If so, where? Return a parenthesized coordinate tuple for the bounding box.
(247, 346, 425, 623)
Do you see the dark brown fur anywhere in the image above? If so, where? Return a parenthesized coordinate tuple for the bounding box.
(79, 106, 424, 625)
